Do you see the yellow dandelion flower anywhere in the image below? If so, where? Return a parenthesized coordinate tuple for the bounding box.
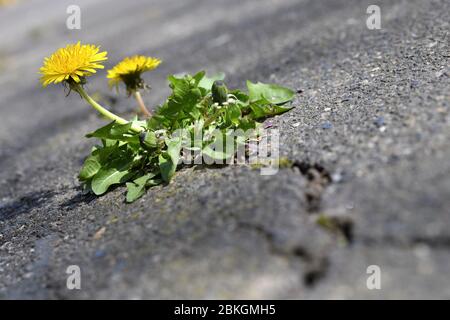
(107, 55, 161, 92)
(39, 42, 108, 87)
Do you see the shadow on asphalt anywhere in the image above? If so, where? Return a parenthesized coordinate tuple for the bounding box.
(58, 188, 97, 211)
(0, 190, 57, 221)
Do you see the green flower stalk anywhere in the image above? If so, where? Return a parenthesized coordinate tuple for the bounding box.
(133, 90, 151, 117)
(72, 83, 143, 133)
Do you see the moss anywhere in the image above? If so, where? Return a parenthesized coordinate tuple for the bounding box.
(107, 216, 119, 224)
(316, 214, 335, 230)
(250, 157, 294, 170)
(316, 214, 354, 245)
(131, 212, 141, 220)
(277, 157, 294, 169)
(250, 162, 264, 169)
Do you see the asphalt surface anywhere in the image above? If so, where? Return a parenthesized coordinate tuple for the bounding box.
(0, 0, 449, 299)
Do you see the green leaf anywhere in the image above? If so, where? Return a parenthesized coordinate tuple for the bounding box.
(247, 81, 295, 104)
(229, 89, 249, 104)
(159, 75, 203, 120)
(198, 72, 225, 90)
(146, 178, 163, 187)
(192, 71, 206, 85)
(159, 137, 182, 182)
(237, 117, 257, 130)
(126, 173, 156, 203)
(79, 155, 101, 180)
(91, 157, 135, 195)
(139, 131, 157, 150)
(224, 103, 241, 126)
(79, 143, 120, 180)
(249, 98, 294, 119)
(248, 99, 268, 119)
(202, 130, 236, 161)
(158, 155, 171, 182)
(86, 121, 140, 143)
(86, 121, 115, 137)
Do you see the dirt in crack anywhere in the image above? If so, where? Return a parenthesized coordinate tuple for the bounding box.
(292, 161, 332, 214)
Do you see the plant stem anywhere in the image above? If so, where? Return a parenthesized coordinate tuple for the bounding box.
(204, 108, 222, 127)
(75, 85, 143, 133)
(134, 90, 152, 117)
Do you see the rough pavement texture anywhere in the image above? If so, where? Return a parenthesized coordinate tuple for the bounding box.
(0, 0, 449, 299)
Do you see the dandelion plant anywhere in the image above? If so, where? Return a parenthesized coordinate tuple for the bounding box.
(40, 42, 296, 202)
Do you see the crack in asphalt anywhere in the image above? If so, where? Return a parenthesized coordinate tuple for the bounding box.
(292, 161, 333, 214)
(236, 221, 329, 287)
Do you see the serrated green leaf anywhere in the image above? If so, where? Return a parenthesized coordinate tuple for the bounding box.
(192, 71, 206, 85)
(79, 143, 121, 181)
(159, 75, 203, 120)
(91, 157, 135, 195)
(86, 121, 140, 143)
(247, 81, 294, 104)
(159, 137, 182, 182)
(79, 155, 101, 181)
(249, 98, 294, 119)
(224, 103, 241, 126)
(126, 173, 156, 203)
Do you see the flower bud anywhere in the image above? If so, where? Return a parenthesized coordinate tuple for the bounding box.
(212, 80, 228, 105)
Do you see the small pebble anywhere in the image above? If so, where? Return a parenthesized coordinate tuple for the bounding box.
(94, 250, 106, 258)
(93, 227, 106, 240)
(321, 122, 332, 129)
(374, 116, 385, 127)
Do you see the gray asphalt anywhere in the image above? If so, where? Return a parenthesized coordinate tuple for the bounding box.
(0, 0, 449, 299)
